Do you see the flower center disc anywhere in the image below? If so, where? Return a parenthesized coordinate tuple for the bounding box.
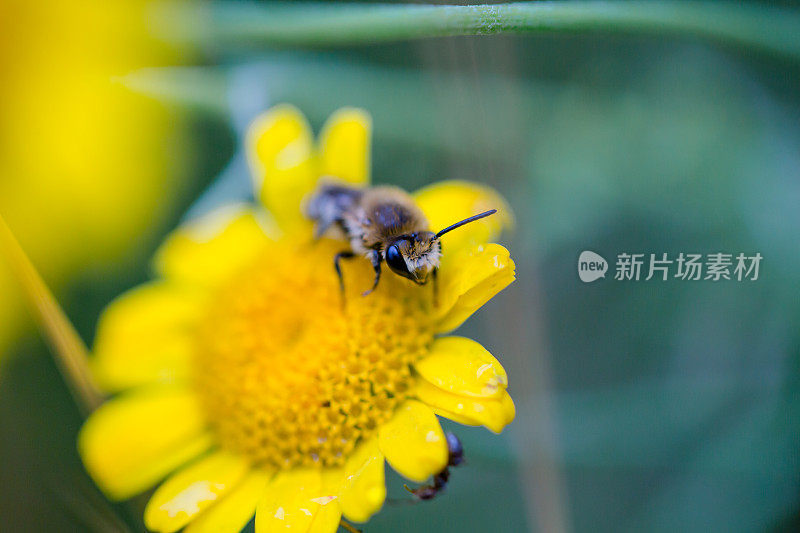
(194, 240, 433, 469)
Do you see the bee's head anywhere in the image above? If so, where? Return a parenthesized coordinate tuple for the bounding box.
(383, 209, 498, 285)
(384, 232, 440, 284)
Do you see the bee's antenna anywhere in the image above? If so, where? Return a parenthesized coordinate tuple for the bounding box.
(435, 209, 497, 238)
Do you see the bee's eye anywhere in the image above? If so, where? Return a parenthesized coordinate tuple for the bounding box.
(385, 244, 409, 274)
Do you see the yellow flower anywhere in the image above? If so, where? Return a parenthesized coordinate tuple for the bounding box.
(0, 0, 189, 359)
(78, 105, 516, 533)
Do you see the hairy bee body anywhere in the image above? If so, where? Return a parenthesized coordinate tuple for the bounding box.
(304, 182, 363, 241)
(305, 179, 493, 295)
(345, 187, 430, 250)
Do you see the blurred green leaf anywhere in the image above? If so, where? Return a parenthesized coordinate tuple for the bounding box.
(152, 1, 800, 60)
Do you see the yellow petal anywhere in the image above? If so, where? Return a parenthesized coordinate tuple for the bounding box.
(256, 468, 324, 533)
(317, 107, 372, 186)
(414, 336, 508, 399)
(414, 180, 513, 253)
(338, 437, 385, 523)
(78, 386, 212, 500)
(308, 468, 344, 533)
(92, 282, 205, 392)
(435, 243, 516, 333)
(246, 104, 316, 234)
(307, 502, 341, 533)
(144, 451, 250, 533)
(154, 204, 274, 289)
(377, 400, 448, 483)
(415, 380, 516, 434)
(185, 469, 271, 533)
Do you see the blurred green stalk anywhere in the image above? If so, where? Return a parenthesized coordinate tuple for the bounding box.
(0, 214, 103, 415)
(153, 1, 800, 59)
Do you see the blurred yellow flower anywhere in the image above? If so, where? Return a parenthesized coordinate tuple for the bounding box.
(0, 0, 190, 357)
(79, 106, 516, 532)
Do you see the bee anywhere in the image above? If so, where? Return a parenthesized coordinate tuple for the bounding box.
(304, 180, 497, 297)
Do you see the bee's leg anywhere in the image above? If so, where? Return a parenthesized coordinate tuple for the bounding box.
(432, 268, 439, 308)
(334, 251, 355, 293)
(362, 250, 382, 297)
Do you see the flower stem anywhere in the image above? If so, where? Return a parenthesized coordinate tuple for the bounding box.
(0, 214, 103, 415)
(153, 1, 800, 60)
(339, 520, 362, 533)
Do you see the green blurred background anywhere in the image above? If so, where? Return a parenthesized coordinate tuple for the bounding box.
(1, 1, 799, 532)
